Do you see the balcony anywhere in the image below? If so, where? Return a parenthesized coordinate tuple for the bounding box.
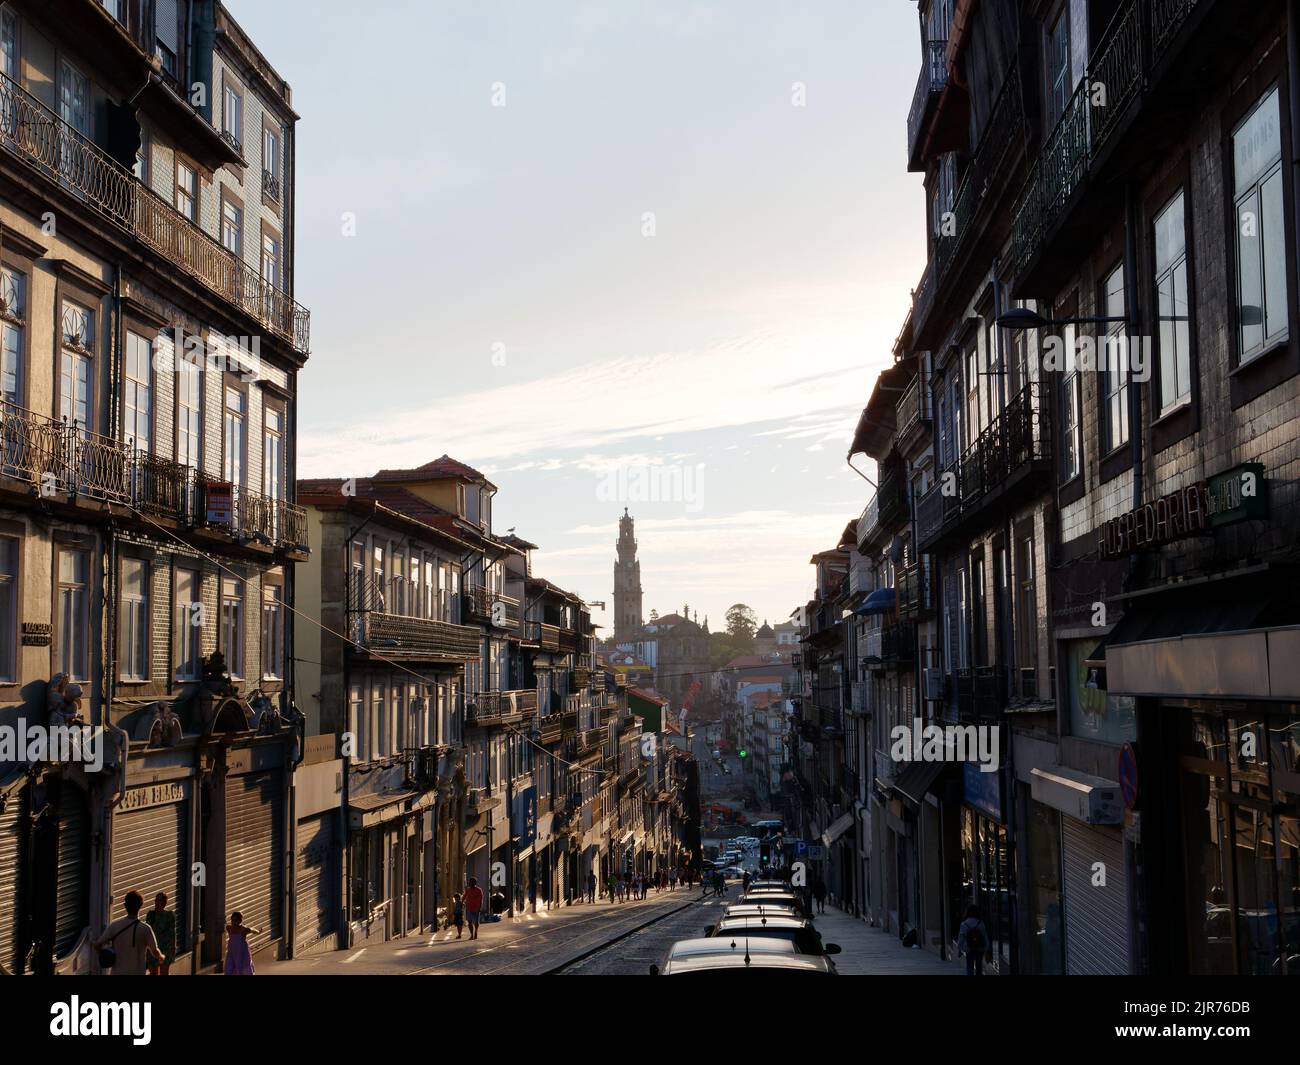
(906, 39, 950, 171)
(881, 621, 917, 671)
(857, 459, 908, 551)
(198, 481, 308, 552)
(1011, 0, 1216, 288)
(895, 373, 930, 451)
(558, 627, 581, 654)
(463, 585, 521, 629)
(913, 60, 1024, 344)
(917, 383, 1050, 551)
(0, 401, 126, 504)
(0, 71, 309, 355)
(466, 689, 538, 724)
(262, 169, 282, 203)
(354, 612, 481, 662)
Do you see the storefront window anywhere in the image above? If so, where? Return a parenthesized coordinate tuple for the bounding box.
(1179, 709, 1300, 974)
(1066, 639, 1136, 744)
(961, 806, 1012, 973)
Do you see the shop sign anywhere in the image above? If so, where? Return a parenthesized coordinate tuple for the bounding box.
(963, 761, 1004, 822)
(205, 481, 234, 525)
(1098, 463, 1266, 559)
(120, 780, 187, 812)
(512, 785, 537, 849)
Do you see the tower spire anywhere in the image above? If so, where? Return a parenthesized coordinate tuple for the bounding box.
(613, 510, 644, 643)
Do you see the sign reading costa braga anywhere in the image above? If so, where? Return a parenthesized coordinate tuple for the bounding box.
(1098, 463, 1267, 560)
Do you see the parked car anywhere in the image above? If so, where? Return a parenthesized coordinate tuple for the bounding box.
(653, 953, 835, 976)
(648, 936, 798, 975)
(707, 914, 841, 969)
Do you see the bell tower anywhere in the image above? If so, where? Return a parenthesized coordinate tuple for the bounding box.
(613, 508, 643, 643)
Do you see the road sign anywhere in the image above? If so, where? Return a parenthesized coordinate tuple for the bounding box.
(794, 839, 807, 857)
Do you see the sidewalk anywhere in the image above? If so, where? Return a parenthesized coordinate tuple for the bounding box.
(261, 885, 698, 976)
(813, 905, 960, 975)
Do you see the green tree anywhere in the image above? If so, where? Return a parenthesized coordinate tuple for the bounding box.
(725, 603, 758, 640)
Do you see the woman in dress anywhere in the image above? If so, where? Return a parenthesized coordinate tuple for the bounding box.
(224, 911, 260, 975)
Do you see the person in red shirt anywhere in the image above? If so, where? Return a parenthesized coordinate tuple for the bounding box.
(463, 877, 484, 940)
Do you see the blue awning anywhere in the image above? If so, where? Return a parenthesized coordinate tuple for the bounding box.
(856, 588, 896, 615)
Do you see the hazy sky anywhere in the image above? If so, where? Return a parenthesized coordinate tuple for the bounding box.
(231, 0, 925, 632)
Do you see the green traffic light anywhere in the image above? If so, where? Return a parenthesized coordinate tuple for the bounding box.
(739, 750, 747, 758)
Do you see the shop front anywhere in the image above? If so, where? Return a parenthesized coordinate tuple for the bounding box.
(959, 762, 1012, 973)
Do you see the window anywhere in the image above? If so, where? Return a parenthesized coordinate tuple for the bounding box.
(176, 568, 202, 680)
(221, 197, 243, 255)
(262, 407, 282, 500)
(465, 484, 481, 524)
(965, 342, 982, 442)
(0, 6, 17, 81)
(1045, 6, 1072, 126)
(1154, 190, 1192, 413)
(261, 232, 280, 290)
(99, 0, 124, 22)
(222, 81, 243, 148)
(120, 557, 148, 681)
(1101, 263, 1128, 452)
(1059, 322, 1081, 482)
(349, 684, 365, 760)
(175, 161, 197, 221)
(0, 536, 15, 682)
(176, 357, 201, 468)
(56, 547, 89, 681)
(0, 266, 24, 405)
(58, 59, 89, 136)
(372, 542, 387, 612)
(60, 301, 93, 432)
(1015, 532, 1037, 689)
(373, 681, 388, 759)
(261, 584, 283, 679)
(124, 331, 152, 451)
(221, 576, 243, 677)
(1232, 87, 1287, 363)
(392, 549, 407, 616)
(155, 0, 178, 75)
(263, 125, 281, 199)
(223, 387, 245, 485)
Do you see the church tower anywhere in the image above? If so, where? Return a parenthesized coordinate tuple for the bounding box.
(613, 508, 643, 642)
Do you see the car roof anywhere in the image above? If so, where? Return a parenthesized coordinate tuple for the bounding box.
(716, 914, 810, 930)
(663, 953, 833, 974)
(668, 937, 798, 959)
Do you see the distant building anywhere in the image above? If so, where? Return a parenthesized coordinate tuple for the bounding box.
(612, 509, 643, 642)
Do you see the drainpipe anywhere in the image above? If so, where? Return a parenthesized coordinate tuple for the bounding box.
(1124, 181, 1143, 515)
(1290, 1, 1300, 373)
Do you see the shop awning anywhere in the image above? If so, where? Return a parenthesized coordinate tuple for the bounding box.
(1030, 766, 1122, 825)
(856, 588, 896, 616)
(820, 811, 855, 847)
(1104, 575, 1300, 698)
(349, 788, 421, 829)
(892, 760, 950, 808)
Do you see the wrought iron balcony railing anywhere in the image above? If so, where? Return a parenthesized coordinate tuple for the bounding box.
(882, 621, 917, 670)
(895, 373, 930, 446)
(906, 39, 949, 170)
(1012, 0, 1209, 279)
(523, 620, 561, 650)
(262, 168, 282, 202)
(0, 71, 309, 354)
(466, 689, 538, 724)
(897, 559, 933, 618)
(0, 401, 130, 502)
(463, 585, 521, 628)
(354, 611, 481, 662)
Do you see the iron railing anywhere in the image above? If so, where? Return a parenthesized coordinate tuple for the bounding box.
(1150, 0, 1204, 61)
(907, 39, 950, 167)
(464, 585, 521, 628)
(467, 689, 539, 723)
(1089, 0, 1144, 153)
(0, 401, 129, 501)
(0, 71, 310, 354)
(897, 559, 932, 618)
(354, 612, 481, 661)
(895, 372, 930, 444)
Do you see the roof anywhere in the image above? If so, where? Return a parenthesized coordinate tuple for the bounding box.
(295, 479, 475, 551)
(848, 360, 915, 460)
(668, 938, 797, 960)
(372, 454, 496, 490)
(715, 914, 811, 930)
(628, 687, 668, 707)
(736, 675, 785, 686)
(662, 953, 832, 975)
(525, 575, 583, 603)
(755, 621, 774, 637)
(649, 612, 685, 627)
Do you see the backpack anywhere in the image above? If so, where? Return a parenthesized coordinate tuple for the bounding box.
(966, 921, 986, 955)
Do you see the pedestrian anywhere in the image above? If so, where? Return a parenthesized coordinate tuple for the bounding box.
(464, 876, 484, 940)
(145, 892, 176, 975)
(669, 868, 677, 891)
(813, 876, 827, 914)
(632, 873, 641, 900)
(528, 876, 537, 912)
(958, 904, 990, 976)
(615, 874, 624, 902)
(223, 911, 259, 975)
(586, 871, 597, 904)
(743, 870, 752, 893)
(451, 893, 465, 939)
(94, 890, 162, 976)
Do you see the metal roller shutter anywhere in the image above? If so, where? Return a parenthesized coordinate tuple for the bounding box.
(295, 813, 335, 949)
(225, 770, 283, 952)
(0, 789, 25, 973)
(54, 782, 90, 956)
(1062, 816, 1129, 974)
(110, 795, 188, 955)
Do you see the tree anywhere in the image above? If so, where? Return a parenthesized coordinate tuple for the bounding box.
(725, 603, 758, 640)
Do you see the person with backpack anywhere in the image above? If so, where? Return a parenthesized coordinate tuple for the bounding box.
(958, 904, 991, 975)
(94, 890, 163, 975)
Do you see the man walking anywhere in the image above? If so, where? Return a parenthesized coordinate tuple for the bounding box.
(586, 871, 597, 904)
(463, 877, 485, 941)
(958, 904, 990, 976)
(812, 876, 827, 914)
(145, 892, 176, 975)
(94, 890, 163, 975)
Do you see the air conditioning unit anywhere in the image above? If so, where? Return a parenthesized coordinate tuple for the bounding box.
(923, 668, 946, 702)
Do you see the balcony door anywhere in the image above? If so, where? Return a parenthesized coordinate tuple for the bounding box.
(59, 302, 93, 434)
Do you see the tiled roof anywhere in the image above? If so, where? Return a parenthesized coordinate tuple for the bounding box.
(628, 687, 668, 706)
(373, 454, 496, 489)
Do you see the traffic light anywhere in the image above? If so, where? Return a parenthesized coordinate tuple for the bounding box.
(739, 749, 747, 759)
(760, 843, 771, 864)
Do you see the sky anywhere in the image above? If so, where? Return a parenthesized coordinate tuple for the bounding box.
(230, 0, 926, 633)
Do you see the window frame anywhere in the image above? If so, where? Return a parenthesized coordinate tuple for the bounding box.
(174, 566, 203, 682)
(220, 574, 244, 679)
(118, 554, 150, 682)
(54, 543, 91, 683)
(0, 531, 19, 684)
